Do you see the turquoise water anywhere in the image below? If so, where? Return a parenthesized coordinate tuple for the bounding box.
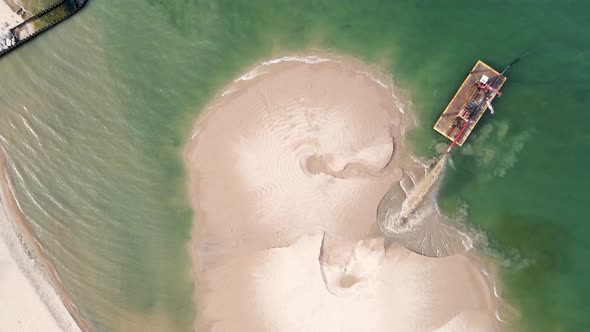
(0, 0, 588, 331)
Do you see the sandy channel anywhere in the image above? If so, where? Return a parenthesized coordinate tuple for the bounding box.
(186, 55, 497, 332)
(0, 147, 92, 332)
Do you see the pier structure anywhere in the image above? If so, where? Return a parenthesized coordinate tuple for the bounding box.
(0, 0, 88, 58)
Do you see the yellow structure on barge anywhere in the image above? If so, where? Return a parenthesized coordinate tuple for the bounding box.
(433, 60, 507, 150)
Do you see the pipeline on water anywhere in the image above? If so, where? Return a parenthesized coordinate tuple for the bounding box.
(379, 52, 530, 257)
(377, 154, 480, 257)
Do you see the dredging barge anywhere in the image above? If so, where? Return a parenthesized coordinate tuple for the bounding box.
(433, 60, 516, 153)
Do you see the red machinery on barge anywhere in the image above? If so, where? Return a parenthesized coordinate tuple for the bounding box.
(433, 60, 517, 153)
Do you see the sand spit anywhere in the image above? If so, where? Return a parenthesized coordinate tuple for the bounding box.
(0, 147, 91, 332)
(186, 55, 497, 331)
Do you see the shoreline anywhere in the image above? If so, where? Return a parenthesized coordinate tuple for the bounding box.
(0, 146, 93, 332)
(185, 53, 501, 331)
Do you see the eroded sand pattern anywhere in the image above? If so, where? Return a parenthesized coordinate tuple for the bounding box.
(185, 56, 496, 332)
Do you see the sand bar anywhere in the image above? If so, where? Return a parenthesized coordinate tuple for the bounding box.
(0, 147, 91, 332)
(185, 55, 498, 331)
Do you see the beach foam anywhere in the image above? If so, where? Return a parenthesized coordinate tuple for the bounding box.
(185, 55, 497, 331)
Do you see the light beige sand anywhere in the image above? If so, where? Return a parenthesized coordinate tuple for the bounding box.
(186, 55, 497, 331)
(0, 148, 91, 332)
(0, 0, 23, 36)
(199, 234, 494, 332)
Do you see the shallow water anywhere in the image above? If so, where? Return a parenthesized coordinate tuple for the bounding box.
(0, 0, 588, 331)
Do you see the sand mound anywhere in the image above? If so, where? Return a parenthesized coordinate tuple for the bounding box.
(186, 58, 410, 261)
(185, 55, 496, 331)
(198, 233, 493, 332)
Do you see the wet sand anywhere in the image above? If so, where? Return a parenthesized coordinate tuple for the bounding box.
(0, 147, 92, 332)
(185, 55, 498, 331)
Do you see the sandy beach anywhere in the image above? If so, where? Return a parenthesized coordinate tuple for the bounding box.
(185, 55, 498, 331)
(0, 0, 23, 36)
(0, 147, 90, 332)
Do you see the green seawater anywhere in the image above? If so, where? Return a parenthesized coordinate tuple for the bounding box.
(0, 0, 588, 331)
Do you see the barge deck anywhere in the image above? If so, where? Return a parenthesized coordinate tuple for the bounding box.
(433, 60, 507, 148)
